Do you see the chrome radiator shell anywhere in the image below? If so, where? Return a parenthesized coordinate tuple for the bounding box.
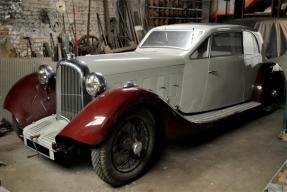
(56, 59, 91, 121)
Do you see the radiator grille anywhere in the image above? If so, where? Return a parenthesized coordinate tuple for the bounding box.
(59, 65, 83, 120)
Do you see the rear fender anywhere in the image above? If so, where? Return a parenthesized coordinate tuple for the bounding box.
(4, 72, 56, 128)
(252, 62, 285, 102)
(56, 87, 206, 146)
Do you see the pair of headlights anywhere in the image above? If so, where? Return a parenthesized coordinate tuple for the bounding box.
(38, 65, 106, 97)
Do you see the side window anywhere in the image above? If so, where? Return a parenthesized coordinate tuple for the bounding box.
(211, 32, 242, 57)
(243, 32, 259, 54)
(190, 38, 209, 59)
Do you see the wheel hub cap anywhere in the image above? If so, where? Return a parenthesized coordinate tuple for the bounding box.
(271, 90, 277, 98)
(132, 139, 143, 157)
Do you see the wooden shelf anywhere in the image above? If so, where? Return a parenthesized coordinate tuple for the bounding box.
(150, 16, 202, 19)
(148, 0, 202, 27)
(149, 6, 202, 11)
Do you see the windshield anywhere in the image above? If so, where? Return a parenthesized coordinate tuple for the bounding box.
(140, 30, 204, 50)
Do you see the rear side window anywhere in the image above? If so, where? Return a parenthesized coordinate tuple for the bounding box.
(211, 32, 242, 57)
(243, 32, 259, 54)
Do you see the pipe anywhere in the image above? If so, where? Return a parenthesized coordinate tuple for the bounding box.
(73, 0, 78, 56)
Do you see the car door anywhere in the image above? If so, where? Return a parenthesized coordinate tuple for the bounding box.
(179, 38, 210, 113)
(201, 32, 245, 111)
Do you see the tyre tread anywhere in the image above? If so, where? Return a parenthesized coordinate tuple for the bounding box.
(91, 106, 156, 187)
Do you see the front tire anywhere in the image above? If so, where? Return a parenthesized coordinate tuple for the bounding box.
(12, 115, 23, 141)
(91, 107, 156, 187)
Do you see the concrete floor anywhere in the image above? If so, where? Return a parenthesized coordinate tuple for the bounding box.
(0, 107, 287, 191)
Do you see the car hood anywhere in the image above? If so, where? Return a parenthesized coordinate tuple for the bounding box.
(78, 51, 185, 76)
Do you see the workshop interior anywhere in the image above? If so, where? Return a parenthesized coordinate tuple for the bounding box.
(1, 0, 287, 191)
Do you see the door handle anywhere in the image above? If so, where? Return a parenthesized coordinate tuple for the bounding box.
(208, 70, 217, 74)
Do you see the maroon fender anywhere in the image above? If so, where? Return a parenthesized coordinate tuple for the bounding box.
(252, 63, 285, 102)
(4, 72, 56, 128)
(56, 87, 207, 146)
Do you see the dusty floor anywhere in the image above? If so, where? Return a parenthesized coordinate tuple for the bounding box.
(0, 107, 287, 192)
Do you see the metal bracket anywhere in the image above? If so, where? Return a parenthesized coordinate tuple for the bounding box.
(175, 105, 179, 111)
(44, 86, 51, 101)
(166, 96, 169, 103)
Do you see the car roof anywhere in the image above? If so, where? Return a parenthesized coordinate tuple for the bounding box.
(153, 23, 257, 32)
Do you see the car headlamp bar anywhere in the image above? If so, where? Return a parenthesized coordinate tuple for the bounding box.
(38, 65, 55, 85)
(85, 72, 106, 97)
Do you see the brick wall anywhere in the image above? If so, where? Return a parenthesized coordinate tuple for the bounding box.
(0, 0, 143, 57)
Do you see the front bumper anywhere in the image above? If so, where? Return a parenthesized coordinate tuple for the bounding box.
(23, 115, 68, 160)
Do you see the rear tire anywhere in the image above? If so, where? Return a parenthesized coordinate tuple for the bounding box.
(261, 77, 279, 115)
(91, 107, 156, 187)
(12, 115, 23, 141)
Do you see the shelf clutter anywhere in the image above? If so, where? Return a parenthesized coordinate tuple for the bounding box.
(148, 0, 202, 26)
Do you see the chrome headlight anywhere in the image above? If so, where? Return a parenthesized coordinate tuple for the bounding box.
(38, 65, 55, 85)
(86, 72, 106, 96)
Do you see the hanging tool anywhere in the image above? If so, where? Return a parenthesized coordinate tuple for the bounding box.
(86, 0, 91, 51)
(117, 0, 128, 46)
(138, 0, 144, 28)
(126, 0, 136, 27)
(103, 0, 113, 48)
(97, 13, 111, 53)
(65, 5, 75, 45)
(56, 0, 68, 57)
(47, 10, 61, 33)
(125, 0, 137, 44)
(27, 134, 40, 158)
(43, 42, 52, 57)
(57, 36, 65, 59)
(50, 33, 56, 51)
(24, 37, 37, 57)
(72, 0, 78, 56)
(50, 33, 58, 61)
(125, 5, 133, 41)
(77, 0, 101, 55)
(110, 18, 120, 49)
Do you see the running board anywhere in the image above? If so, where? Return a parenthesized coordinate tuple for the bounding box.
(183, 101, 261, 124)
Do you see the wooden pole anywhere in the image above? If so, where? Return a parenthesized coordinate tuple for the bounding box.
(72, 0, 78, 56)
(86, 0, 91, 48)
(278, 0, 282, 18)
(104, 0, 113, 48)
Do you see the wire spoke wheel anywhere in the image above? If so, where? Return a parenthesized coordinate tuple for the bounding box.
(77, 35, 102, 56)
(112, 118, 149, 172)
(91, 107, 156, 187)
(261, 77, 277, 114)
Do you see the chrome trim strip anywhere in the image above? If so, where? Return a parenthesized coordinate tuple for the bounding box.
(124, 81, 137, 88)
(56, 64, 61, 120)
(59, 115, 71, 123)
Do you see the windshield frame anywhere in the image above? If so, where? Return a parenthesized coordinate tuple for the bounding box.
(139, 29, 206, 50)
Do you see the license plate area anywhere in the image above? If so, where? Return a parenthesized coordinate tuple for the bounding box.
(26, 139, 51, 159)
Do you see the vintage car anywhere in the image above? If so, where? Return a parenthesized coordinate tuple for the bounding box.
(4, 24, 285, 187)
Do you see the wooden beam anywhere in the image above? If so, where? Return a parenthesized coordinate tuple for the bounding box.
(245, 0, 264, 12)
(278, 0, 282, 18)
(242, 0, 245, 18)
(112, 45, 137, 53)
(271, 0, 276, 17)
